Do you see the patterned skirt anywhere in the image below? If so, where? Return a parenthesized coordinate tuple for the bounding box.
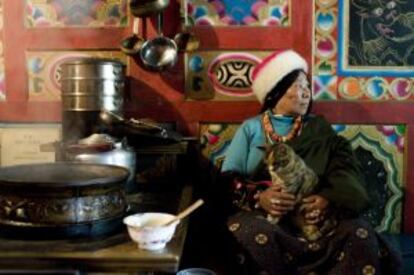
(227, 210, 402, 275)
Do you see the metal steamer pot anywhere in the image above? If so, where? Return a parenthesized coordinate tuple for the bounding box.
(0, 163, 129, 238)
(60, 58, 125, 113)
(60, 57, 126, 143)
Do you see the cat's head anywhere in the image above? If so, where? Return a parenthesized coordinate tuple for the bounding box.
(259, 143, 293, 169)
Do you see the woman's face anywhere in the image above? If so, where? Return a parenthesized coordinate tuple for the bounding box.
(272, 72, 311, 116)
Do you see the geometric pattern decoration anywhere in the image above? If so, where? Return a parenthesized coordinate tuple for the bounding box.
(313, 0, 414, 101)
(26, 51, 127, 101)
(0, 0, 4, 101)
(185, 51, 271, 101)
(200, 122, 405, 233)
(25, 0, 128, 27)
(188, 0, 290, 26)
(312, 75, 338, 100)
(188, 51, 336, 101)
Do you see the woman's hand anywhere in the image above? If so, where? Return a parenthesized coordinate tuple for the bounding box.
(300, 195, 329, 225)
(255, 184, 296, 218)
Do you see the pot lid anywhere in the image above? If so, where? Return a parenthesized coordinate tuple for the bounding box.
(0, 163, 129, 188)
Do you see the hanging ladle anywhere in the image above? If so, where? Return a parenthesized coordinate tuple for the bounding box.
(120, 17, 145, 55)
(139, 12, 178, 71)
(174, 0, 200, 52)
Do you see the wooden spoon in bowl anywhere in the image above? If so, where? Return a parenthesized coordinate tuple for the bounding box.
(164, 199, 204, 226)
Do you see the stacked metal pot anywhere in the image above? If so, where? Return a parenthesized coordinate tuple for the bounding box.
(60, 58, 126, 143)
(60, 58, 137, 193)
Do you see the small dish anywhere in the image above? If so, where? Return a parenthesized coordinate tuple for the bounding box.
(123, 212, 179, 251)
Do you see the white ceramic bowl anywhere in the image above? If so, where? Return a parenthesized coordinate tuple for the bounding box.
(123, 212, 179, 251)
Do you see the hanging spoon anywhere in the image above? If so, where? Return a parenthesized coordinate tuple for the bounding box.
(120, 17, 145, 55)
(174, 0, 200, 52)
(140, 12, 178, 71)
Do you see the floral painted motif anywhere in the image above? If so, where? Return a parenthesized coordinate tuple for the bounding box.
(26, 0, 128, 27)
(188, 0, 290, 26)
(376, 125, 405, 153)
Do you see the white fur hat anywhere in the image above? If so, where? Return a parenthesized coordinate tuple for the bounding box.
(252, 50, 308, 104)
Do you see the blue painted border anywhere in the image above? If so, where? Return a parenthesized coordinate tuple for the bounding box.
(337, 0, 414, 77)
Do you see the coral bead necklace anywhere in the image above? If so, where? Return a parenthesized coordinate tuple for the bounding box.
(261, 111, 302, 143)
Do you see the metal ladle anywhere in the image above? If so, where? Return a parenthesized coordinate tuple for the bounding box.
(139, 12, 178, 71)
(174, 0, 200, 52)
(120, 17, 145, 55)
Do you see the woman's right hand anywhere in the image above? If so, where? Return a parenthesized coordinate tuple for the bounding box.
(256, 184, 296, 217)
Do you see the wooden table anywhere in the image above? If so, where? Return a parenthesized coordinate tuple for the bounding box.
(0, 185, 193, 274)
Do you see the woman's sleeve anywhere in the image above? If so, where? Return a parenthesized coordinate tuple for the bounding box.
(221, 123, 250, 175)
(219, 122, 269, 212)
(318, 135, 372, 212)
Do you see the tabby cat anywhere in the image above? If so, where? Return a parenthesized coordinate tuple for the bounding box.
(264, 143, 329, 241)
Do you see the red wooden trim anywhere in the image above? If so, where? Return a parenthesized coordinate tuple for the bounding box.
(2, 101, 413, 125)
(313, 102, 414, 124)
(25, 29, 127, 50)
(3, 0, 26, 101)
(128, 101, 414, 123)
